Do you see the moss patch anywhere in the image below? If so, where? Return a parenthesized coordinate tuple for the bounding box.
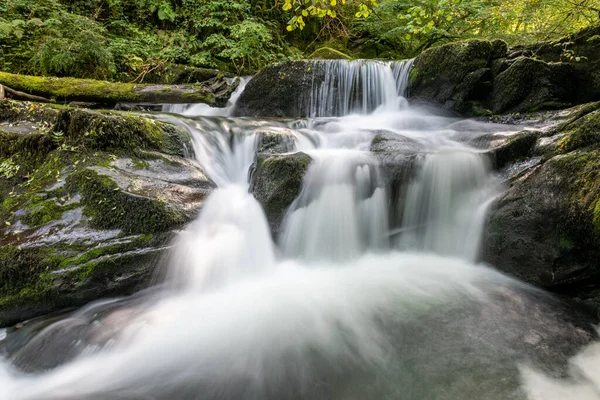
(0, 71, 218, 105)
(557, 109, 600, 153)
(66, 169, 186, 234)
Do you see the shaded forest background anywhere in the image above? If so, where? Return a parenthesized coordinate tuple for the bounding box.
(0, 0, 598, 80)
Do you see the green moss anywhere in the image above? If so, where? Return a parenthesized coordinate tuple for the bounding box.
(559, 236, 574, 250)
(0, 246, 58, 296)
(593, 199, 600, 231)
(557, 109, 600, 153)
(66, 169, 186, 234)
(20, 199, 80, 227)
(553, 150, 600, 233)
(0, 72, 141, 102)
(53, 109, 191, 156)
(131, 158, 150, 170)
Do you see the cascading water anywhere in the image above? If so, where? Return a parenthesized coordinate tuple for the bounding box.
(0, 60, 597, 400)
(280, 151, 389, 261)
(392, 58, 414, 96)
(397, 149, 499, 260)
(305, 59, 405, 117)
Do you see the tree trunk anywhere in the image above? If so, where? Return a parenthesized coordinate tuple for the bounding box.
(0, 72, 238, 107)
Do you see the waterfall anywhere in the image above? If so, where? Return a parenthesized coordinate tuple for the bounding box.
(391, 58, 414, 97)
(306, 59, 413, 117)
(280, 151, 388, 261)
(396, 149, 499, 260)
(162, 76, 250, 116)
(0, 58, 595, 400)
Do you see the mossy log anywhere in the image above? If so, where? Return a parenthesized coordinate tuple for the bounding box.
(0, 71, 236, 106)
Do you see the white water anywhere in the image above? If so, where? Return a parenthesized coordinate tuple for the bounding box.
(0, 60, 597, 400)
(305, 60, 409, 117)
(162, 76, 250, 117)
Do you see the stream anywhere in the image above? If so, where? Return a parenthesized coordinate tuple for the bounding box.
(0, 60, 599, 400)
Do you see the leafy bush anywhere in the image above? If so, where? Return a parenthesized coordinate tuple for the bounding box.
(31, 14, 114, 79)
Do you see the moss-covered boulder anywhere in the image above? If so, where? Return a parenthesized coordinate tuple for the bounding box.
(408, 26, 600, 116)
(408, 40, 499, 115)
(490, 58, 574, 113)
(482, 104, 600, 306)
(250, 152, 312, 233)
(234, 61, 324, 118)
(516, 24, 600, 105)
(0, 100, 215, 326)
(309, 47, 352, 60)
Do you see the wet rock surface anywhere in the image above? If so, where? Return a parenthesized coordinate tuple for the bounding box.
(408, 26, 600, 116)
(250, 152, 312, 235)
(0, 100, 215, 326)
(481, 102, 600, 308)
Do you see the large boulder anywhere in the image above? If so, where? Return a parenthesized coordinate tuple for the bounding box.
(515, 24, 600, 105)
(490, 57, 575, 113)
(234, 61, 324, 118)
(0, 101, 214, 326)
(482, 104, 600, 305)
(408, 39, 501, 115)
(409, 26, 600, 116)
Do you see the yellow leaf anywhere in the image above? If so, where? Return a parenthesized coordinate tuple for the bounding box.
(286, 25, 293, 31)
(330, 0, 336, 5)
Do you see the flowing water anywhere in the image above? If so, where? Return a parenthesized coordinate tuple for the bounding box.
(0, 60, 598, 399)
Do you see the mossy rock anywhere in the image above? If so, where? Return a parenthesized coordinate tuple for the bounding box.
(234, 61, 325, 118)
(519, 24, 600, 105)
(485, 130, 540, 169)
(0, 100, 215, 326)
(53, 108, 191, 156)
(408, 40, 494, 114)
(491, 57, 575, 114)
(556, 108, 600, 153)
(250, 152, 312, 233)
(309, 47, 352, 60)
(482, 105, 600, 307)
(0, 234, 169, 327)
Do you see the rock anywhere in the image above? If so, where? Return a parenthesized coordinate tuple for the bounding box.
(233, 61, 324, 118)
(369, 131, 424, 154)
(0, 101, 215, 326)
(309, 47, 352, 60)
(490, 40, 509, 59)
(491, 57, 575, 114)
(255, 127, 299, 154)
(408, 40, 496, 114)
(482, 104, 600, 306)
(522, 24, 600, 105)
(408, 26, 600, 116)
(479, 130, 540, 169)
(250, 152, 312, 233)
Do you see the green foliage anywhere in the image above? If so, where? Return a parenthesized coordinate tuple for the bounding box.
(0, 0, 598, 79)
(0, 158, 20, 179)
(31, 14, 114, 79)
(1, 0, 291, 79)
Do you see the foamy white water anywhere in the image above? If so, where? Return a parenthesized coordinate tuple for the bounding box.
(0, 60, 596, 400)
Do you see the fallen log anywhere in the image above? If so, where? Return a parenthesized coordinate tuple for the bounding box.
(1, 84, 53, 103)
(0, 72, 237, 106)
